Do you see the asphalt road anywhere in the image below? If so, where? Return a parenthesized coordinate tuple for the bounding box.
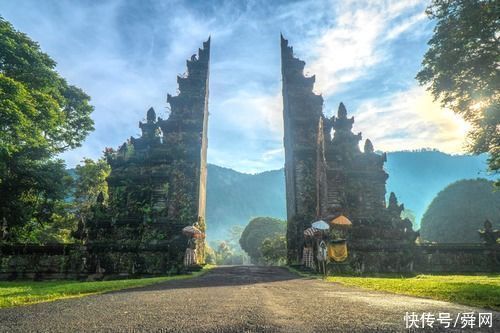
(0, 265, 498, 332)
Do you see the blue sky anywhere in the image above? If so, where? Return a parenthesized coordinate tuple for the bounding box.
(1, 0, 470, 173)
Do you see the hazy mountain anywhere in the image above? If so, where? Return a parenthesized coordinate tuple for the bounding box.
(205, 151, 494, 239)
(206, 165, 285, 239)
(384, 151, 492, 227)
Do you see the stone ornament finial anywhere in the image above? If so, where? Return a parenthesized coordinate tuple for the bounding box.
(364, 139, 374, 153)
(146, 107, 156, 123)
(388, 192, 398, 207)
(338, 102, 347, 118)
(484, 219, 493, 230)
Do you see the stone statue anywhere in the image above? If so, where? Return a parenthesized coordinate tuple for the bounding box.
(138, 107, 161, 141)
(479, 220, 500, 245)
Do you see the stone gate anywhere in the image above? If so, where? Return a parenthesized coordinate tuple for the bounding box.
(280, 35, 498, 273)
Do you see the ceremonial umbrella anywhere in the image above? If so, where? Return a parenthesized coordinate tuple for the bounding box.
(329, 215, 353, 229)
(182, 225, 203, 237)
(311, 220, 330, 230)
(303, 227, 317, 238)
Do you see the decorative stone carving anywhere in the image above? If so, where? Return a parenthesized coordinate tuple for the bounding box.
(281, 35, 418, 265)
(479, 220, 500, 245)
(85, 38, 210, 273)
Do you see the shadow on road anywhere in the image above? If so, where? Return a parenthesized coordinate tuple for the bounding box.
(112, 265, 302, 293)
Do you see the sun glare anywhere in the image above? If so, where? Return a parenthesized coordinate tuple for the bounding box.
(470, 100, 485, 112)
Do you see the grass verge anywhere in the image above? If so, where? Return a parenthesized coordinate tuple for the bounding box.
(287, 267, 500, 310)
(0, 265, 214, 309)
(326, 274, 500, 311)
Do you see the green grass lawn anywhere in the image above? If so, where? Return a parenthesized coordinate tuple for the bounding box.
(0, 265, 213, 309)
(326, 274, 500, 311)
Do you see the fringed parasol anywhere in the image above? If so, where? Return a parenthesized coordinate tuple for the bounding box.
(304, 227, 317, 238)
(329, 215, 353, 229)
(311, 220, 330, 230)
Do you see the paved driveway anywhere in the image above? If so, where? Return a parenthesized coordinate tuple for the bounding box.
(0, 266, 498, 332)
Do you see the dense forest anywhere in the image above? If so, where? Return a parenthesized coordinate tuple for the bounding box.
(420, 179, 500, 243)
(0, 17, 94, 243)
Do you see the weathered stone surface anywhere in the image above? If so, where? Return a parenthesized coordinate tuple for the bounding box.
(327, 243, 500, 274)
(0, 244, 87, 280)
(63, 38, 211, 277)
(280, 35, 442, 269)
(281, 35, 323, 263)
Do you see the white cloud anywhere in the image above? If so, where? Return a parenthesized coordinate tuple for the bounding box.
(207, 88, 284, 173)
(304, 0, 425, 95)
(207, 147, 284, 174)
(262, 148, 284, 161)
(385, 12, 427, 41)
(28, 1, 219, 167)
(352, 86, 470, 153)
(216, 91, 282, 136)
(3, 0, 455, 174)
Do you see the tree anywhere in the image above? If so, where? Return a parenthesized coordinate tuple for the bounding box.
(214, 241, 233, 265)
(18, 200, 76, 244)
(260, 235, 287, 265)
(0, 18, 94, 155)
(0, 155, 75, 242)
(239, 217, 286, 263)
(204, 243, 217, 265)
(0, 17, 94, 238)
(73, 158, 111, 222)
(210, 239, 247, 265)
(226, 225, 244, 250)
(416, 1, 499, 182)
(420, 179, 500, 243)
